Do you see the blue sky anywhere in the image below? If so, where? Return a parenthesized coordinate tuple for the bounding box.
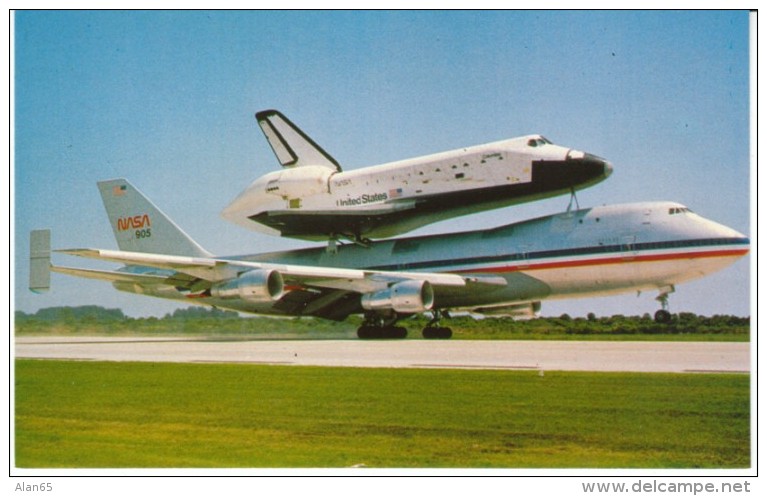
(13, 10, 752, 318)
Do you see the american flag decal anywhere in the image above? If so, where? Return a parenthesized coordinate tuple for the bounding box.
(113, 185, 127, 196)
(389, 188, 403, 199)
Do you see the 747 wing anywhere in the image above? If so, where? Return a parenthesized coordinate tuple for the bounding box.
(32, 231, 506, 320)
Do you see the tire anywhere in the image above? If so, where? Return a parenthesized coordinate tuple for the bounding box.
(357, 326, 375, 339)
(654, 309, 672, 324)
(423, 327, 452, 339)
(359, 326, 407, 339)
(389, 326, 408, 339)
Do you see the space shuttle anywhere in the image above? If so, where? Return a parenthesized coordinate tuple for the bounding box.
(222, 110, 613, 244)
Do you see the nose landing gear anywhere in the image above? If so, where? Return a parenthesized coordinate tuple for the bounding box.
(654, 286, 675, 324)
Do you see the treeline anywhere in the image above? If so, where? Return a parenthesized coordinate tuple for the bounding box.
(409, 312, 750, 339)
(14, 306, 355, 337)
(14, 305, 750, 340)
(16, 305, 240, 322)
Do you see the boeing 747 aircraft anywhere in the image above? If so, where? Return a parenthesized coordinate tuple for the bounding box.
(221, 110, 612, 245)
(30, 179, 748, 339)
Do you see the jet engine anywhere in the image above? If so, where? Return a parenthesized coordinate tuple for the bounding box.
(210, 269, 285, 303)
(361, 280, 434, 313)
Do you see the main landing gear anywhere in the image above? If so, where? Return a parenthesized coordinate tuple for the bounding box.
(422, 309, 453, 340)
(355, 310, 456, 339)
(357, 326, 407, 339)
(654, 285, 675, 324)
(422, 327, 453, 339)
(356, 313, 408, 339)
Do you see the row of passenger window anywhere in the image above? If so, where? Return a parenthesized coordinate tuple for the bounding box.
(384, 237, 746, 270)
(668, 207, 692, 215)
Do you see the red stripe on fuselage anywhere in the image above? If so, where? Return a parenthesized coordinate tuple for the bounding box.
(454, 248, 749, 274)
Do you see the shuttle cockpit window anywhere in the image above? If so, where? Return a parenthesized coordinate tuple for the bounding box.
(527, 137, 552, 148)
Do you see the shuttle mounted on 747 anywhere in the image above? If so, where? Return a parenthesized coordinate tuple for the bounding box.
(221, 110, 613, 245)
(28, 112, 748, 338)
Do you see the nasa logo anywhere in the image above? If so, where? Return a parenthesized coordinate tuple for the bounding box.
(117, 214, 151, 231)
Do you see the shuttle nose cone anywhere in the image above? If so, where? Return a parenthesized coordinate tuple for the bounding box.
(532, 150, 613, 192)
(580, 152, 613, 178)
(603, 160, 613, 178)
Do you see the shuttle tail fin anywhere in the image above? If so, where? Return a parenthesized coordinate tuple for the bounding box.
(255, 109, 341, 171)
(98, 179, 212, 257)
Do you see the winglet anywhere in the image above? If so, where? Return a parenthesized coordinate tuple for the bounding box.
(29, 229, 51, 293)
(256, 110, 341, 171)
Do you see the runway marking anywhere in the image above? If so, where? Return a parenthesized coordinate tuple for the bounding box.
(19, 357, 98, 362)
(683, 369, 750, 374)
(191, 360, 294, 365)
(411, 363, 540, 370)
(19, 338, 201, 345)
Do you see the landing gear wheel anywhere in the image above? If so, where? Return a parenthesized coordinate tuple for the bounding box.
(357, 326, 376, 339)
(357, 326, 408, 339)
(422, 309, 452, 339)
(654, 309, 672, 324)
(422, 327, 452, 339)
(654, 286, 675, 325)
(389, 326, 408, 339)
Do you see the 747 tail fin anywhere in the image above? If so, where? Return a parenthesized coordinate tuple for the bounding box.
(255, 109, 341, 171)
(97, 179, 211, 258)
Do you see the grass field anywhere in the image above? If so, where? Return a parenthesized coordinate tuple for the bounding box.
(14, 360, 750, 468)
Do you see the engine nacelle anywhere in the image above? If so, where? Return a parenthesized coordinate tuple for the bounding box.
(210, 269, 285, 303)
(361, 280, 434, 313)
(265, 165, 333, 198)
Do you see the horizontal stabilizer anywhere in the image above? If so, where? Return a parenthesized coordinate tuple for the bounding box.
(51, 265, 170, 285)
(29, 229, 51, 293)
(55, 248, 234, 283)
(256, 110, 341, 171)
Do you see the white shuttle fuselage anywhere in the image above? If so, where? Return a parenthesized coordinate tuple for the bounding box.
(221, 110, 612, 242)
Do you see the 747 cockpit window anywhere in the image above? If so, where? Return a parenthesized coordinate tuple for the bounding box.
(527, 136, 553, 147)
(668, 207, 692, 215)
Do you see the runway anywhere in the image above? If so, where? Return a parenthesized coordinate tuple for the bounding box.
(14, 337, 750, 373)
